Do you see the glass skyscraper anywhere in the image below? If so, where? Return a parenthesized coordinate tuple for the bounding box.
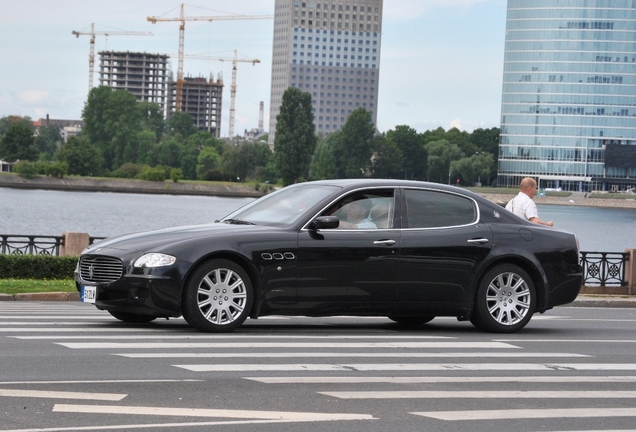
(498, 0, 636, 192)
(268, 0, 383, 147)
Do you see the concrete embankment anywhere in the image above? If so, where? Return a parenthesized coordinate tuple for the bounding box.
(0, 174, 264, 198)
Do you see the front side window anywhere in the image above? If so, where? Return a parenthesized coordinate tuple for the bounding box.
(404, 189, 476, 228)
(321, 190, 394, 229)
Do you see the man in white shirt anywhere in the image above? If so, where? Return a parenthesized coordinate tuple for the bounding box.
(505, 177, 554, 226)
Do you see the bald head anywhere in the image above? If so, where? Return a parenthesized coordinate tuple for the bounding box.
(519, 177, 538, 197)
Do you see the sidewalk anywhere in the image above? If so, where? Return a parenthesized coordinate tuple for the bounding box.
(1, 292, 635, 308)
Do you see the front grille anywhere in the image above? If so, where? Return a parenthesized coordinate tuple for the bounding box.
(79, 256, 124, 283)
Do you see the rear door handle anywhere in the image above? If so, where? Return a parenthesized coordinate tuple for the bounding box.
(467, 238, 490, 245)
(374, 240, 396, 246)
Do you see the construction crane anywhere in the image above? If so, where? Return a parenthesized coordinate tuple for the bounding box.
(147, 3, 272, 112)
(183, 51, 260, 138)
(72, 23, 153, 94)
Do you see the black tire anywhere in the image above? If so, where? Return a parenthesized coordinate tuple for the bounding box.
(108, 310, 157, 323)
(388, 315, 435, 327)
(181, 259, 253, 332)
(471, 264, 536, 333)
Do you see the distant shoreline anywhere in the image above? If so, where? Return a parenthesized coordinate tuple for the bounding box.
(0, 174, 264, 198)
(1, 174, 635, 209)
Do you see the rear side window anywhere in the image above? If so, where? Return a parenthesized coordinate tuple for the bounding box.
(404, 189, 476, 228)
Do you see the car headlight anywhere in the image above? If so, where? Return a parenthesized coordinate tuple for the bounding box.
(133, 253, 176, 268)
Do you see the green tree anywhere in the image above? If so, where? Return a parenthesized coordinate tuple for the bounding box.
(426, 139, 465, 184)
(82, 86, 141, 171)
(56, 136, 104, 176)
(138, 101, 165, 141)
(154, 137, 182, 168)
(309, 137, 337, 180)
(136, 130, 158, 166)
(445, 127, 476, 155)
(370, 135, 404, 179)
(35, 125, 62, 159)
(0, 124, 38, 162)
(274, 87, 317, 185)
(385, 125, 426, 180)
(196, 146, 222, 180)
(331, 108, 376, 178)
(167, 111, 198, 139)
(0, 116, 33, 138)
(450, 152, 495, 186)
(179, 142, 200, 180)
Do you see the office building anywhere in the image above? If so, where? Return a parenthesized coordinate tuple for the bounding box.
(498, 0, 636, 192)
(269, 0, 383, 147)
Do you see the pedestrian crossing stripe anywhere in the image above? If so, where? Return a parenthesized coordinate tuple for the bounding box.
(412, 407, 636, 421)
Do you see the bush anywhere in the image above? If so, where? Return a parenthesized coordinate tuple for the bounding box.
(13, 161, 38, 179)
(45, 161, 68, 178)
(139, 165, 167, 181)
(0, 255, 77, 279)
(170, 168, 183, 183)
(113, 163, 148, 179)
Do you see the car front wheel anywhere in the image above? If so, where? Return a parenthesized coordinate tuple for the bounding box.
(470, 264, 535, 333)
(182, 259, 253, 332)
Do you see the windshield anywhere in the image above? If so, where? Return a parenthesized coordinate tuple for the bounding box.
(221, 183, 340, 226)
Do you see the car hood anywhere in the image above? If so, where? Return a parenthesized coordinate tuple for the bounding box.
(82, 222, 263, 255)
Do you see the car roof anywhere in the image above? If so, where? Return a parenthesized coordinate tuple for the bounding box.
(301, 178, 481, 197)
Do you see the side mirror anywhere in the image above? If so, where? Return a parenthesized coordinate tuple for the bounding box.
(310, 216, 340, 230)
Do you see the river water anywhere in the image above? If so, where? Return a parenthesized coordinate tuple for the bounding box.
(1, 187, 634, 252)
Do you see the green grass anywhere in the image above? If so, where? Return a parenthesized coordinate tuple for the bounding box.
(0, 279, 76, 295)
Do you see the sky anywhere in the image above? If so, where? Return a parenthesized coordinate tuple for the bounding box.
(0, 0, 507, 136)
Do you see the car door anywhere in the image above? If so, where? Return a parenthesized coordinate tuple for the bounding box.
(398, 187, 493, 308)
(295, 189, 400, 313)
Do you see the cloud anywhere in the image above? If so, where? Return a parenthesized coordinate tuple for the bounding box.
(19, 90, 50, 105)
(449, 118, 464, 130)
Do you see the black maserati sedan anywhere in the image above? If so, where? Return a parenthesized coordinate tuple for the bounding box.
(75, 179, 583, 333)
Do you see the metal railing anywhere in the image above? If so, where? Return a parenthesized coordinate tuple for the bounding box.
(0, 234, 632, 287)
(0, 235, 104, 256)
(580, 251, 629, 286)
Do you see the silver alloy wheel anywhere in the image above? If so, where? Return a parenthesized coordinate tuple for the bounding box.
(196, 267, 248, 325)
(485, 271, 531, 326)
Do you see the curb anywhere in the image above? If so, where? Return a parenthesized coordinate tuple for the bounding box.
(0, 292, 80, 302)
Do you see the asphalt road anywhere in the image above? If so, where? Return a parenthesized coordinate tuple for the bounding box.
(0, 303, 635, 432)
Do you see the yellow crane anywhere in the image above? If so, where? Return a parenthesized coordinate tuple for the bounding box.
(72, 23, 153, 94)
(147, 3, 272, 112)
(183, 51, 260, 138)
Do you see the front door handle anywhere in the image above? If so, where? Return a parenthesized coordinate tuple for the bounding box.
(374, 240, 396, 246)
(467, 238, 490, 245)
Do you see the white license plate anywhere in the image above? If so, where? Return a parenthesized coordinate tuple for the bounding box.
(81, 285, 96, 304)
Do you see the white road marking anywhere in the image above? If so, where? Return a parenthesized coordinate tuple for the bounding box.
(0, 418, 371, 432)
(0, 389, 126, 401)
(56, 341, 518, 349)
(319, 390, 636, 399)
(13, 334, 453, 340)
(412, 407, 636, 421)
(175, 363, 636, 372)
(118, 352, 587, 359)
(0, 379, 202, 385)
(495, 339, 636, 343)
(52, 403, 375, 421)
(247, 375, 636, 384)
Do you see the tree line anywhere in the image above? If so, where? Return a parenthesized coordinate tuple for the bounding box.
(0, 86, 500, 186)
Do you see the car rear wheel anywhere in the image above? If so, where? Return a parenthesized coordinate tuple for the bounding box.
(388, 315, 435, 327)
(108, 311, 157, 323)
(471, 264, 535, 333)
(182, 259, 253, 332)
